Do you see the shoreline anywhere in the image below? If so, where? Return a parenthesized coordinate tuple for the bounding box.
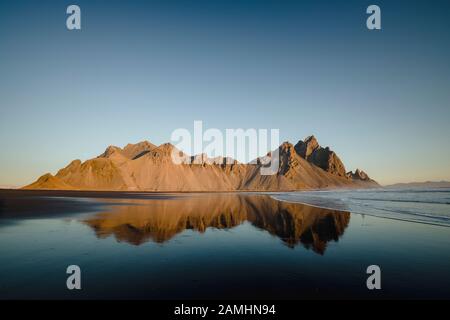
(272, 195, 449, 228)
(271, 190, 450, 228)
(0, 184, 379, 195)
(2, 188, 448, 228)
(1, 188, 449, 299)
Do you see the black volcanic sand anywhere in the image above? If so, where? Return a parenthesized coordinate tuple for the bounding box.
(0, 189, 180, 219)
(0, 189, 449, 299)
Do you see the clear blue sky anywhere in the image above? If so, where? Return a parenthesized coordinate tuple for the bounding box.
(1, 0, 449, 186)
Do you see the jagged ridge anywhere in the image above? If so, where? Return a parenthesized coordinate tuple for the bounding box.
(23, 136, 379, 191)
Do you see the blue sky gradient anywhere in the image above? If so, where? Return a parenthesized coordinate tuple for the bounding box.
(1, 0, 449, 186)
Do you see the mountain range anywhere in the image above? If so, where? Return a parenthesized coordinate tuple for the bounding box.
(385, 181, 450, 189)
(23, 135, 379, 191)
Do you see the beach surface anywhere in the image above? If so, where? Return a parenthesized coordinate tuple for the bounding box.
(0, 189, 449, 299)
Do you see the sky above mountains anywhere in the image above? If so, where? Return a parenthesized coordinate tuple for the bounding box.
(1, 0, 449, 186)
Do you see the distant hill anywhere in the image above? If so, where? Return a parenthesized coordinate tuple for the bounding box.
(23, 136, 379, 192)
(385, 181, 450, 189)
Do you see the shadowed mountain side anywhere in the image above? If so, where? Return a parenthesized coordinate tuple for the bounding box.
(23, 137, 379, 191)
(83, 194, 350, 254)
(294, 135, 346, 177)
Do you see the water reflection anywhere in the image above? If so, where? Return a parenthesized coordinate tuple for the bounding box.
(84, 194, 349, 254)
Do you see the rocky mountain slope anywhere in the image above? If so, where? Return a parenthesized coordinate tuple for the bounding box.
(23, 136, 379, 191)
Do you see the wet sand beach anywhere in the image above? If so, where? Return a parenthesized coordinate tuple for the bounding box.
(0, 189, 449, 299)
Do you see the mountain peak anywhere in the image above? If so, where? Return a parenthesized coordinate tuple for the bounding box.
(156, 142, 175, 150)
(294, 135, 319, 159)
(124, 140, 155, 149)
(279, 141, 295, 151)
(23, 136, 378, 191)
(304, 135, 318, 144)
(347, 169, 371, 181)
(122, 140, 156, 159)
(99, 145, 123, 158)
(150, 143, 182, 157)
(294, 135, 347, 178)
(23, 173, 73, 190)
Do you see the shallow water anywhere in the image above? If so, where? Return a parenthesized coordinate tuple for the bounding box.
(272, 188, 450, 226)
(0, 190, 449, 299)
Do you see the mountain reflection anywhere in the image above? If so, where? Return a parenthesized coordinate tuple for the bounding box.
(83, 194, 350, 255)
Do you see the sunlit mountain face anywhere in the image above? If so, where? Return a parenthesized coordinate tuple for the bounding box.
(83, 194, 350, 254)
